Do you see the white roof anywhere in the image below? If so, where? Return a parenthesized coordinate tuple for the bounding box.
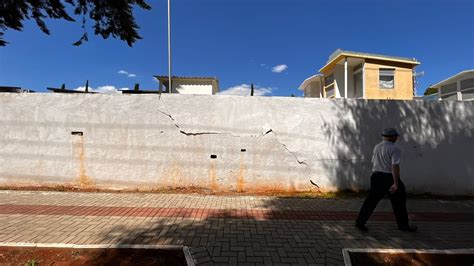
(297, 74, 323, 90)
(431, 69, 474, 88)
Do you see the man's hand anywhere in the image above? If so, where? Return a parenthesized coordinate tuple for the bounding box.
(389, 184, 398, 194)
(391, 164, 400, 194)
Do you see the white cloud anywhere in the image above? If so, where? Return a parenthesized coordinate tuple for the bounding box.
(271, 64, 288, 73)
(218, 84, 273, 96)
(118, 69, 136, 78)
(75, 85, 127, 94)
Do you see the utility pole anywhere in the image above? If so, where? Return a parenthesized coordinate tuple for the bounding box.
(167, 0, 172, 94)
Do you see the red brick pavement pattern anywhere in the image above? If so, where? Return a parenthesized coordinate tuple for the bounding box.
(1, 204, 473, 222)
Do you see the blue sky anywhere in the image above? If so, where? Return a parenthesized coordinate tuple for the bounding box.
(1, 0, 473, 96)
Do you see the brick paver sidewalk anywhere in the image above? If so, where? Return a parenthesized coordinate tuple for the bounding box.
(0, 190, 473, 265)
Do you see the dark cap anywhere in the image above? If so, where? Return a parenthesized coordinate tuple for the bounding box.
(381, 128, 400, 137)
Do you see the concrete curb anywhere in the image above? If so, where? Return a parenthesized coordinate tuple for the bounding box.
(0, 242, 195, 265)
(0, 242, 183, 249)
(342, 248, 474, 266)
(183, 246, 196, 266)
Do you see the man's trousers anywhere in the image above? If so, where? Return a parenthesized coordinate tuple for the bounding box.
(356, 172, 410, 229)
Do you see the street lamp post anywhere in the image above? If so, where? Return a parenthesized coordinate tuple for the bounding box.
(167, 0, 172, 93)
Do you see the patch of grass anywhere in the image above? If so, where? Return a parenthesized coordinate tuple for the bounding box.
(24, 258, 38, 266)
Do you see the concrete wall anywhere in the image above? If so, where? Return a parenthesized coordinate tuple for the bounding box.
(0, 94, 473, 195)
(364, 59, 414, 100)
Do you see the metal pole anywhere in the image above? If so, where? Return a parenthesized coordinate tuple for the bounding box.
(167, 0, 172, 93)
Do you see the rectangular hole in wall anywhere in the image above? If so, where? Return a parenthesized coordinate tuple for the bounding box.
(71, 131, 83, 136)
(241, 149, 247, 152)
(210, 155, 217, 159)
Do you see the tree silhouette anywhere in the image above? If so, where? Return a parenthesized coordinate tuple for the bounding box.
(423, 87, 438, 96)
(0, 0, 151, 46)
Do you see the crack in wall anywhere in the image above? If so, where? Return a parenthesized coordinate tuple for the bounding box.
(179, 131, 233, 136)
(157, 98, 310, 168)
(265, 129, 309, 167)
(266, 129, 321, 190)
(157, 104, 241, 137)
(159, 97, 322, 190)
(263, 129, 273, 135)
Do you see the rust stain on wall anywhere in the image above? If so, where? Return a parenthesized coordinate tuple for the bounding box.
(160, 164, 171, 188)
(209, 161, 218, 191)
(237, 154, 246, 192)
(288, 179, 296, 193)
(73, 135, 93, 189)
(159, 156, 192, 190)
(168, 160, 183, 188)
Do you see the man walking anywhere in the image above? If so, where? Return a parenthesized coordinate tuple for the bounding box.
(355, 128, 417, 232)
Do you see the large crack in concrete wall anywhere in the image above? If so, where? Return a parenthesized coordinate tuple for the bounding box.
(157, 98, 310, 169)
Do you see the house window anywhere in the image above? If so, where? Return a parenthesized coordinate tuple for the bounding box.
(440, 83, 457, 94)
(325, 84, 335, 98)
(441, 93, 458, 101)
(439, 82, 459, 101)
(460, 78, 474, 101)
(325, 74, 334, 87)
(379, 68, 395, 89)
(461, 89, 474, 101)
(460, 78, 474, 90)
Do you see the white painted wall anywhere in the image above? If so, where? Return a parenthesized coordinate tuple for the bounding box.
(0, 94, 473, 195)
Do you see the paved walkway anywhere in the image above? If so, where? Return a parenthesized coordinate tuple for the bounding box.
(0, 190, 473, 265)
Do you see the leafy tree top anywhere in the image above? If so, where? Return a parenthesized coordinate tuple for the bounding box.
(0, 0, 151, 46)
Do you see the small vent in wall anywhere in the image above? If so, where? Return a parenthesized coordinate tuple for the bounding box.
(71, 131, 83, 136)
(210, 155, 217, 159)
(241, 149, 247, 152)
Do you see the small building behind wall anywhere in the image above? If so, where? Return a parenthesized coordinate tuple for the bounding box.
(299, 49, 420, 100)
(431, 70, 474, 101)
(298, 75, 323, 98)
(155, 76, 219, 95)
(0, 86, 35, 93)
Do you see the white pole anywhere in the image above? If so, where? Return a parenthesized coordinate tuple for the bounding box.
(167, 0, 172, 93)
(362, 62, 366, 99)
(344, 57, 348, 98)
(457, 80, 462, 101)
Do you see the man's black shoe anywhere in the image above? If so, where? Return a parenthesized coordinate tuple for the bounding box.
(355, 223, 368, 232)
(398, 225, 417, 232)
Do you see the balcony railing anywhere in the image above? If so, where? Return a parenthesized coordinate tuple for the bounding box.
(325, 83, 335, 98)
